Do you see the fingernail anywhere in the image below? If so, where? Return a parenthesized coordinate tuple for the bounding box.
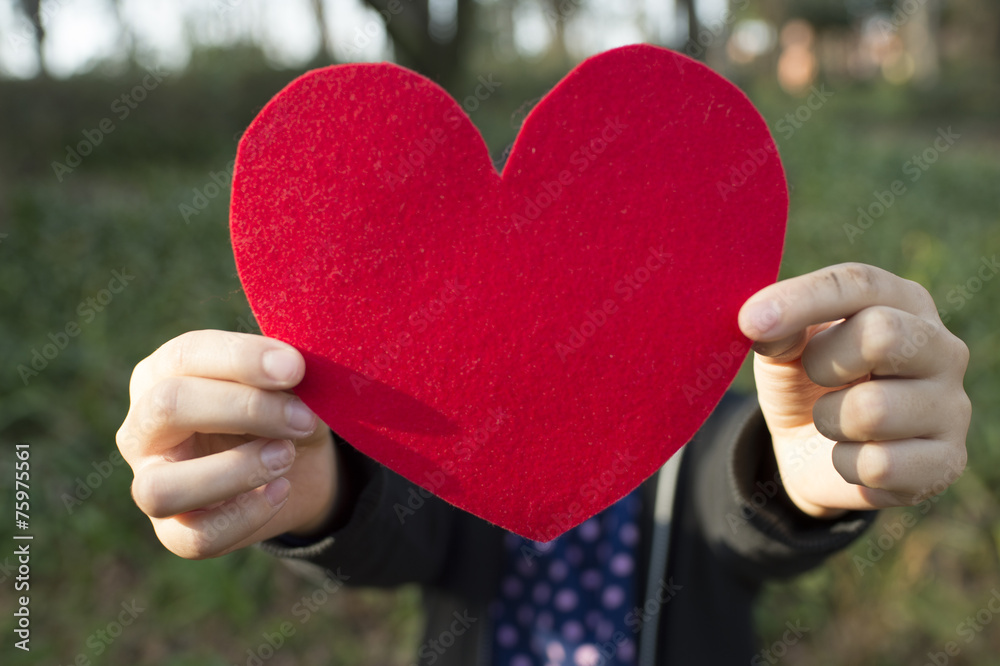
(262, 348, 299, 383)
(285, 399, 317, 434)
(260, 439, 295, 473)
(745, 300, 782, 336)
(264, 477, 291, 507)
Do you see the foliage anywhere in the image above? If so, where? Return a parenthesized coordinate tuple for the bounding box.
(2, 46, 999, 665)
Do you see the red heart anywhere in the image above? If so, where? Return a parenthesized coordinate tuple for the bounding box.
(231, 44, 786, 541)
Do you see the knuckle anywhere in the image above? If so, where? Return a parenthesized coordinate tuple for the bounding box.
(165, 331, 197, 373)
(241, 387, 269, 424)
(162, 527, 218, 561)
(958, 391, 972, 423)
(858, 307, 903, 363)
(858, 444, 894, 488)
(148, 376, 183, 428)
(129, 357, 151, 399)
(951, 336, 971, 370)
(114, 422, 133, 455)
(902, 492, 927, 507)
(131, 473, 171, 519)
(916, 443, 967, 502)
(184, 529, 222, 560)
(839, 262, 881, 299)
(849, 382, 890, 435)
(811, 397, 840, 438)
(905, 278, 937, 312)
(191, 496, 257, 557)
(947, 443, 968, 479)
(955, 392, 973, 424)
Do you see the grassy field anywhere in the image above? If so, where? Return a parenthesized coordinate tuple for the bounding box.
(1, 51, 998, 665)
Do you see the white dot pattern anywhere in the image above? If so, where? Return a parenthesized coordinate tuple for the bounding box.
(490, 491, 642, 665)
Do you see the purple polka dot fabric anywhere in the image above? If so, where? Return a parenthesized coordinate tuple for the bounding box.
(490, 490, 641, 665)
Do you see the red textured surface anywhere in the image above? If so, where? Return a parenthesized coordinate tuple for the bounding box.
(230, 44, 787, 541)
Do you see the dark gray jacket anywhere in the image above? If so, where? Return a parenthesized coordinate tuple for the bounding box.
(260, 393, 875, 664)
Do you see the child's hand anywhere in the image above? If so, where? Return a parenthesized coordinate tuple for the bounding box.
(738, 263, 971, 518)
(116, 330, 339, 559)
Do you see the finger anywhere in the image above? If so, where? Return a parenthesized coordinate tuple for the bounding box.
(132, 438, 296, 519)
(831, 438, 967, 501)
(152, 479, 291, 560)
(739, 263, 939, 344)
(812, 379, 953, 442)
(801, 307, 954, 386)
(119, 376, 317, 459)
(130, 330, 306, 399)
(747, 322, 835, 363)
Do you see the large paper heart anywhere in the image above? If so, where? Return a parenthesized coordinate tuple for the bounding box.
(231, 44, 786, 541)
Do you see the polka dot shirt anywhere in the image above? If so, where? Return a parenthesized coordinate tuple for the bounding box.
(490, 490, 642, 666)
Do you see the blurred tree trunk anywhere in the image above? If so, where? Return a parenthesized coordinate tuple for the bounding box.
(110, 0, 137, 67)
(14, 0, 45, 77)
(677, 0, 701, 56)
(311, 0, 334, 60)
(542, 0, 576, 67)
(362, 0, 474, 92)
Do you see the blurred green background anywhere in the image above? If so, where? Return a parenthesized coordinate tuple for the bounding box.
(1, 0, 999, 664)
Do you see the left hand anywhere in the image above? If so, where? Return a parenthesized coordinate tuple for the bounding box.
(738, 263, 971, 518)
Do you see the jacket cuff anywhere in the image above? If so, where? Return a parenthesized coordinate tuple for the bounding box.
(257, 435, 386, 562)
(727, 401, 877, 557)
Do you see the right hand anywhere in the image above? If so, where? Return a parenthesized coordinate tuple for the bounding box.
(116, 330, 340, 559)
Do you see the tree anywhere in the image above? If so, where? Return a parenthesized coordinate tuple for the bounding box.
(13, 0, 45, 76)
(361, 0, 476, 92)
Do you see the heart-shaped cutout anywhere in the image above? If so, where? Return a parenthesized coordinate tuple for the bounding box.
(231, 44, 786, 541)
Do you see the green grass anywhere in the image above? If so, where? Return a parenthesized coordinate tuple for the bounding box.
(1, 60, 998, 665)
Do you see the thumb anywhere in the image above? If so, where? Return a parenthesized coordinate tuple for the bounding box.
(738, 296, 835, 363)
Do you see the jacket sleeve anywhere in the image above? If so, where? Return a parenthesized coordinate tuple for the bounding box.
(688, 392, 877, 582)
(257, 433, 456, 587)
